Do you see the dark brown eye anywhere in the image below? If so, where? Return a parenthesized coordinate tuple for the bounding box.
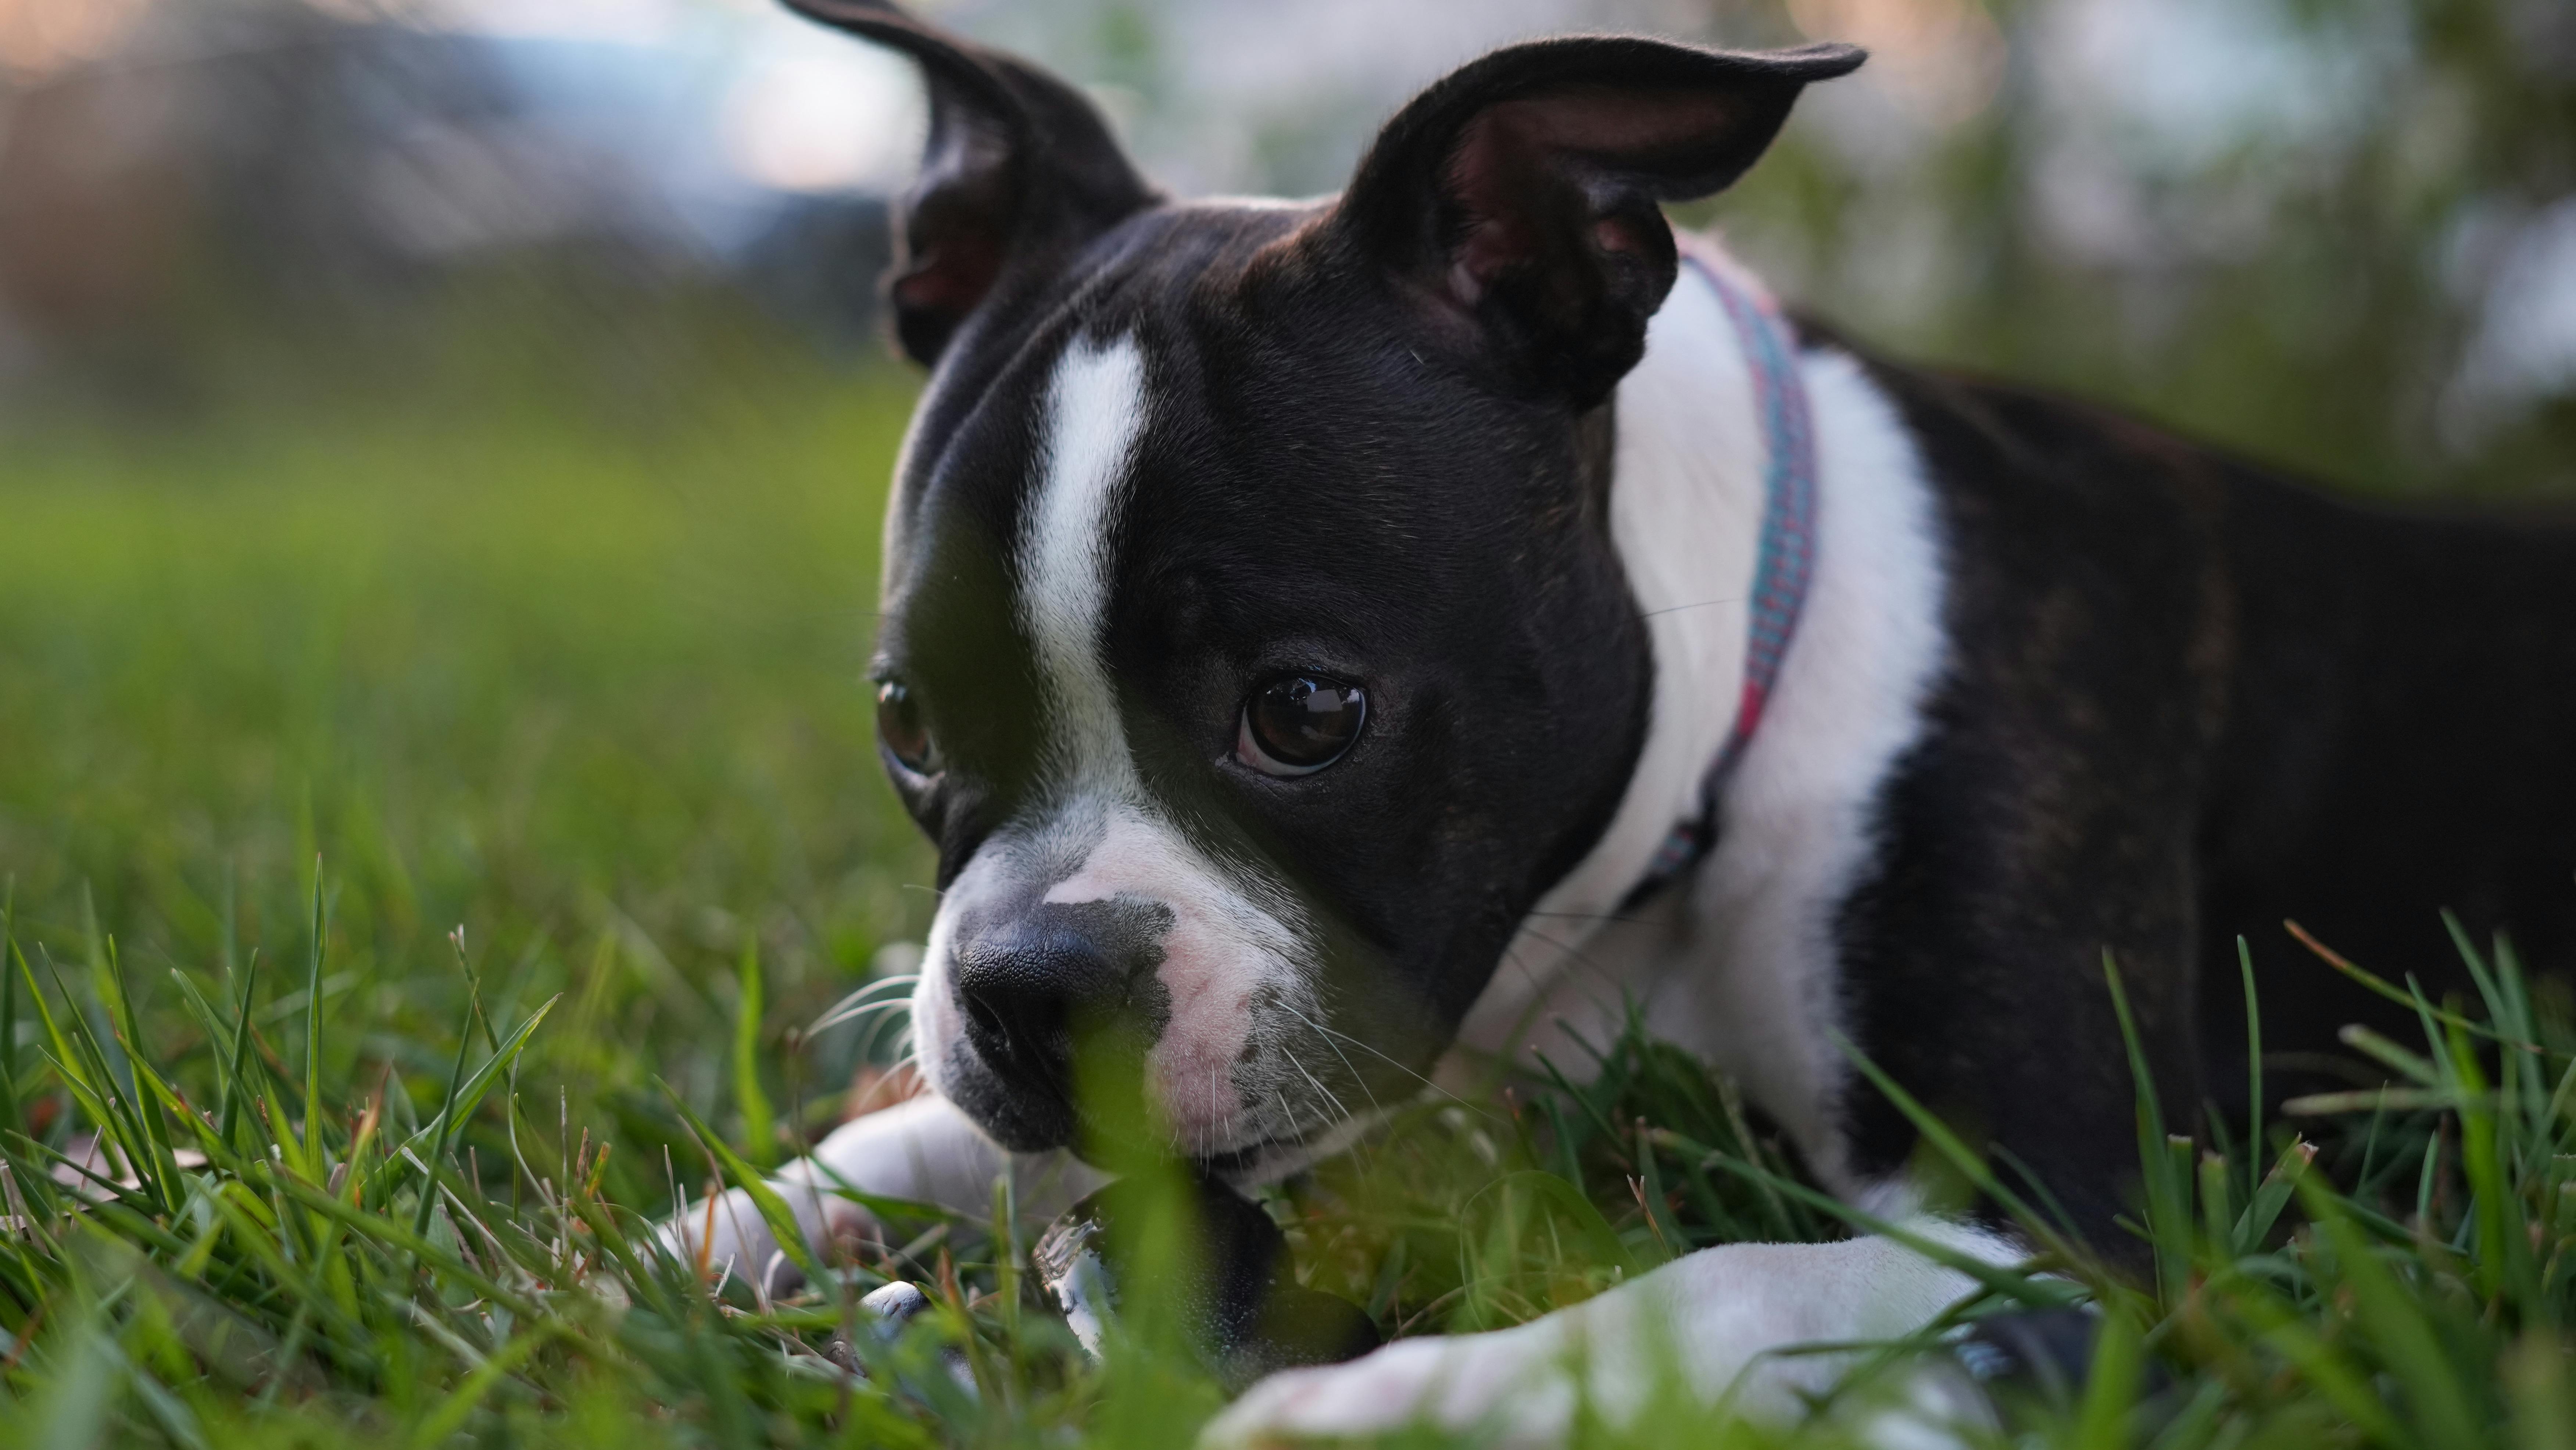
(1237, 676, 1366, 777)
(876, 680, 934, 775)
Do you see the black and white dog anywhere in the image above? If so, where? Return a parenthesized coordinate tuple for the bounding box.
(674, 0, 2576, 1438)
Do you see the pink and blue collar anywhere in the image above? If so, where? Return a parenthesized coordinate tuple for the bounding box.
(1626, 255, 1819, 903)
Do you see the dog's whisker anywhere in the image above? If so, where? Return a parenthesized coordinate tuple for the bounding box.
(814, 1004, 927, 1040)
(1512, 924, 1630, 992)
(1636, 594, 1746, 620)
(1282, 1049, 1353, 1128)
(1520, 910, 1655, 927)
(1285, 1004, 1480, 1114)
(1273, 1001, 1384, 1119)
(807, 997, 917, 1034)
(805, 975, 922, 1033)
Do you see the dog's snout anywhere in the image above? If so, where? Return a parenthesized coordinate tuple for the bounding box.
(950, 900, 1173, 1114)
(954, 926, 1117, 1088)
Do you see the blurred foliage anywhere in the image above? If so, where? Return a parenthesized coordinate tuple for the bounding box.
(0, 282, 933, 1171)
(1709, 0, 2576, 499)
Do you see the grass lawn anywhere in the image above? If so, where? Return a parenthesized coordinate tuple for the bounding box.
(1, 309, 2570, 1448)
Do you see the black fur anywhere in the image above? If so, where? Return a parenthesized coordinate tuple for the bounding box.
(1836, 363, 2576, 1250)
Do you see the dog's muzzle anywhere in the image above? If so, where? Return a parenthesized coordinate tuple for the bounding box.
(947, 898, 1175, 1149)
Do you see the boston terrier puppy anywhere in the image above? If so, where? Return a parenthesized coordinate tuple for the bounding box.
(668, 0, 2576, 1439)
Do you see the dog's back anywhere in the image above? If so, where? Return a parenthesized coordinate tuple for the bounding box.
(1858, 357, 2576, 1130)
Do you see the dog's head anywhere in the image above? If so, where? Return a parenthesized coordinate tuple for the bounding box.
(792, 0, 1858, 1173)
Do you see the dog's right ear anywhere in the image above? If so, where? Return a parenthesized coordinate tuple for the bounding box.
(1325, 36, 1861, 408)
(783, 0, 1158, 366)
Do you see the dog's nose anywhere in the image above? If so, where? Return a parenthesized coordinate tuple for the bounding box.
(951, 902, 1168, 1109)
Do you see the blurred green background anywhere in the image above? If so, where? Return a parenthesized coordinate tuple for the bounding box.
(0, 0, 2570, 1188)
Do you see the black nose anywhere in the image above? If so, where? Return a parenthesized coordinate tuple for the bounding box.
(951, 900, 1173, 1117)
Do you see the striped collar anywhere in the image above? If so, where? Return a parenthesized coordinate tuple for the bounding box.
(1622, 255, 1820, 907)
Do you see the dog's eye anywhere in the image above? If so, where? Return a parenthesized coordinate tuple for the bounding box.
(876, 680, 935, 775)
(1237, 676, 1366, 777)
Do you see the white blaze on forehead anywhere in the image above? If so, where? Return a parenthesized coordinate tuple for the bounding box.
(1021, 334, 1150, 794)
(900, 331, 1327, 1161)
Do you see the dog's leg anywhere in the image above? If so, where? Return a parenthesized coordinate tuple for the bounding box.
(1201, 1219, 2017, 1448)
(660, 1093, 1106, 1293)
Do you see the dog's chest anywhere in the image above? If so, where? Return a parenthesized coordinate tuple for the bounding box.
(1456, 268, 1953, 1193)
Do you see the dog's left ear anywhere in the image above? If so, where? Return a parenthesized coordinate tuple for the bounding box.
(1327, 36, 1862, 408)
(784, 0, 1158, 367)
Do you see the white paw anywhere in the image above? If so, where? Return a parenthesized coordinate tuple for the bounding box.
(657, 1182, 876, 1298)
(1201, 1328, 1571, 1449)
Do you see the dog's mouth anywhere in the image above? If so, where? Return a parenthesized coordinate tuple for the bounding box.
(1038, 1077, 1369, 1185)
(1063, 1095, 1337, 1176)
(1193, 1107, 1392, 1187)
(1193, 1135, 1296, 1179)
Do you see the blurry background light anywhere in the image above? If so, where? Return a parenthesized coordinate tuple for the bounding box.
(0, 0, 154, 80)
(720, 40, 921, 194)
(0, 0, 2566, 493)
(1785, 0, 2004, 127)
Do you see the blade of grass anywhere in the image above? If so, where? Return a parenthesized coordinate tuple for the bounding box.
(405, 1319, 571, 1449)
(2070, 1304, 2145, 1450)
(162, 968, 257, 1157)
(732, 935, 775, 1172)
(2447, 1015, 2533, 1307)
(391, 995, 560, 1170)
(2240, 936, 2261, 1171)
(657, 1081, 823, 1291)
(1827, 1028, 2086, 1268)
(220, 949, 261, 1149)
(412, 930, 484, 1244)
(94, 937, 183, 1214)
(2232, 1139, 2316, 1254)
(1, 888, 19, 1141)
(299, 860, 327, 1174)
(2104, 955, 2194, 1303)
(2298, 1172, 2483, 1449)
(2286, 919, 2526, 1047)
(21, 947, 166, 1213)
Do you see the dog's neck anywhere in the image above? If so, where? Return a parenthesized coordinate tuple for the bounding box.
(1461, 239, 1775, 1040)
(1454, 239, 1953, 1193)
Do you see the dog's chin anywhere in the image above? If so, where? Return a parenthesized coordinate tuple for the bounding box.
(1196, 1110, 1390, 1188)
(1070, 1107, 1322, 1178)
(935, 1035, 1390, 1183)
(938, 1058, 1249, 1165)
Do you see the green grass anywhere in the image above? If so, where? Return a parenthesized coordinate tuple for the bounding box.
(4, 315, 2576, 1448)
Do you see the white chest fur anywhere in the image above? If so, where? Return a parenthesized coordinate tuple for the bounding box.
(1456, 245, 1951, 1194)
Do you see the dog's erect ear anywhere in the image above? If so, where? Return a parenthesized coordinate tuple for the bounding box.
(1328, 36, 1862, 408)
(784, 0, 1159, 366)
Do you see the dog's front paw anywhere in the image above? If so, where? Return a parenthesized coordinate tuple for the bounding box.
(1201, 1326, 1570, 1449)
(658, 1182, 877, 1297)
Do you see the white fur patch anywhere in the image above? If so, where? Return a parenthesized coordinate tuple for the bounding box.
(1022, 335, 1151, 794)
(1461, 254, 1765, 1044)
(1681, 346, 1949, 1188)
(1205, 1216, 2023, 1445)
(1458, 239, 1952, 1196)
